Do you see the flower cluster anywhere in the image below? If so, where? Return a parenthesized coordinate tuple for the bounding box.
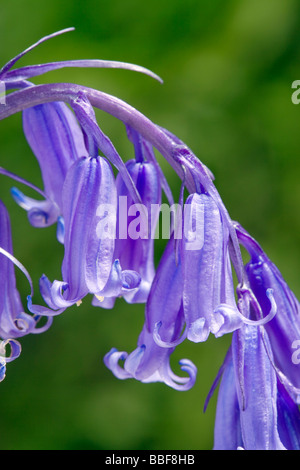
(0, 29, 300, 450)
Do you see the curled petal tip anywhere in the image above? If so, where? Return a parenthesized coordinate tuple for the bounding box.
(164, 359, 197, 391)
(103, 348, 132, 380)
(0, 339, 22, 363)
(0, 362, 6, 382)
(153, 321, 187, 348)
(237, 287, 277, 326)
(11, 187, 60, 228)
(211, 304, 243, 337)
(187, 318, 209, 343)
(179, 359, 198, 379)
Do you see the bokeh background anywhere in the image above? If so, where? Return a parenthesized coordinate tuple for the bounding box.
(0, 0, 300, 450)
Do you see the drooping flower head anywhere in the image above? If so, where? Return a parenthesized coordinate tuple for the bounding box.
(0, 200, 52, 338)
(0, 29, 299, 450)
(112, 134, 162, 304)
(209, 221, 300, 450)
(30, 155, 140, 314)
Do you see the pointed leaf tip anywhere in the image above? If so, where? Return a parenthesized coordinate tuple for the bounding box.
(0, 27, 75, 77)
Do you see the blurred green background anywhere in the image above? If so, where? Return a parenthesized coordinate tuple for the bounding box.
(0, 0, 300, 450)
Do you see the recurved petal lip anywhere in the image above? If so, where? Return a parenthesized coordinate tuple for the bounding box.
(0, 338, 22, 363)
(38, 275, 77, 310)
(103, 336, 197, 391)
(11, 187, 60, 228)
(93, 259, 141, 299)
(103, 348, 132, 380)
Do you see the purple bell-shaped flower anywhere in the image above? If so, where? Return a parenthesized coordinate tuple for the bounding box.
(104, 236, 197, 390)
(113, 156, 161, 304)
(182, 192, 242, 342)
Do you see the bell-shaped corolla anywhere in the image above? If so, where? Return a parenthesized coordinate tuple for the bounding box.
(113, 158, 161, 304)
(31, 156, 122, 312)
(104, 237, 197, 391)
(0, 200, 51, 337)
(182, 192, 242, 342)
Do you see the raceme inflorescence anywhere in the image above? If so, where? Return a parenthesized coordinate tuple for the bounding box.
(0, 29, 300, 450)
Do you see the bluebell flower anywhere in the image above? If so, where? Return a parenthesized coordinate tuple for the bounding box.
(0, 200, 52, 337)
(104, 236, 197, 390)
(212, 350, 243, 450)
(92, 259, 142, 309)
(29, 155, 141, 315)
(30, 155, 117, 312)
(213, 321, 300, 450)
(0, 200, 53, 379)
(210, 222, 300, 450)
(235, 223, 300, 397)
(90, 124, 163, 308)
(182, 192, 242, 342)
(112, 156, 161, 304)
(93, 153, 161, 308)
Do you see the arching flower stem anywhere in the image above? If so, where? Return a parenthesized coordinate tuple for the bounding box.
(0, 82, 246, 284)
